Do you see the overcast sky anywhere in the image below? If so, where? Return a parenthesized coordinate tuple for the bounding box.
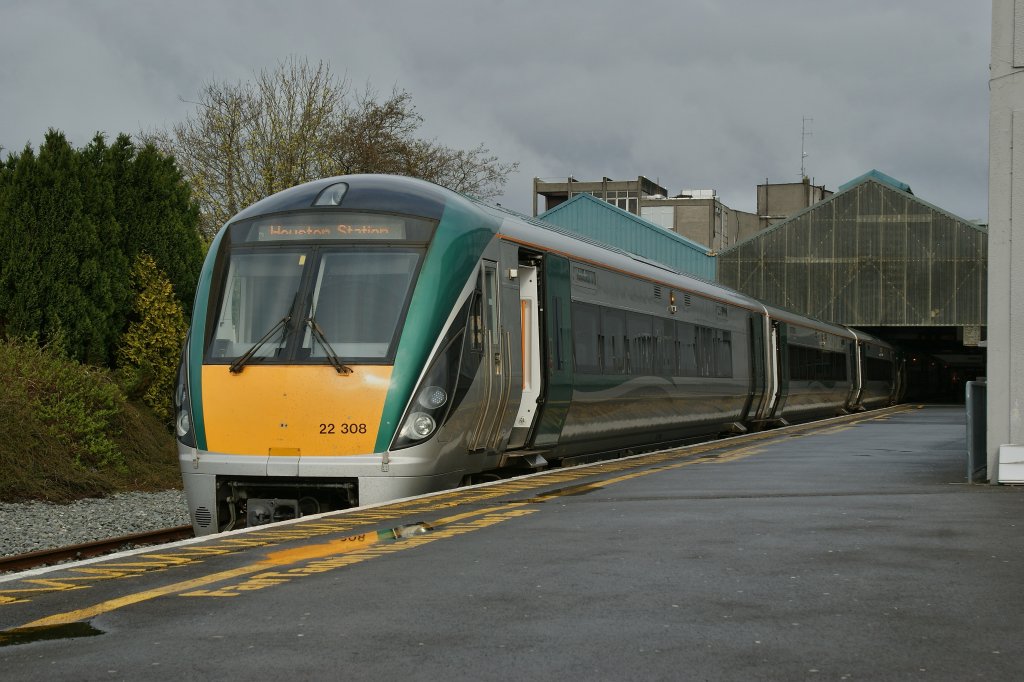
(0, 1, 992, 221)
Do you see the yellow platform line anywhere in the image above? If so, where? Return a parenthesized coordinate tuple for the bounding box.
(0, 404, 911, 616)
(7, 504, 524, 632)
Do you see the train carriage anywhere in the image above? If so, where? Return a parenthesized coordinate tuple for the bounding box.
(176, 175, 900, 535)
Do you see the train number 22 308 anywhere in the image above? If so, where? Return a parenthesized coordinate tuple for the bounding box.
(319, 423, 368, 435)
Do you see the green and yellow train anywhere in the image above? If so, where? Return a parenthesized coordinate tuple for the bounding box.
(176, 175, 902, 535)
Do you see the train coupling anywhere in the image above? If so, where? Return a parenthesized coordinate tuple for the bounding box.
(246, 498, 301, 526)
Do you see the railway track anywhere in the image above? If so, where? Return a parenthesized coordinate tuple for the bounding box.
(0, 525, 194, 574)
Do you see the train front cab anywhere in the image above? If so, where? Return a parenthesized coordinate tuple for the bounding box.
(176, 177, 531, 534)
(176, 176, 591, 535)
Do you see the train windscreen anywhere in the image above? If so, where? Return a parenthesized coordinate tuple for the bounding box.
(207, 215, 432, 366)
(301, 251, 420, 360)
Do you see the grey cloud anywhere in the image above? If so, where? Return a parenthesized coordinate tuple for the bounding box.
(0, 0, 990, 220)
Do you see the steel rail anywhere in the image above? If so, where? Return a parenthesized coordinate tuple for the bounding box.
(0, 525, 194, 574)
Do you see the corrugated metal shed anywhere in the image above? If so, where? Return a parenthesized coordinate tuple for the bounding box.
(717, 172, 987, 327)
(538, 193, 716, 280)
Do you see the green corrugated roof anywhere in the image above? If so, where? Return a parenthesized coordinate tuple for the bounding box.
(538, 193, 715, 279)
(838, 169, 912, 194)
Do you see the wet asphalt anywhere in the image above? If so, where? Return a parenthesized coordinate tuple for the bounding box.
(1, 406, 1022, 681)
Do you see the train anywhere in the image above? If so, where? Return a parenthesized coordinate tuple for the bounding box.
(176, 174, 904, 535)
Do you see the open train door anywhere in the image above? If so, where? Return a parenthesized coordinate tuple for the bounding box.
(499, 249, 571, 465)
(468, 248, 524, 453)
(506, 264, 542, 449)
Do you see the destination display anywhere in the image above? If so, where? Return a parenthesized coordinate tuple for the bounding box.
(232, 212, 435, 243)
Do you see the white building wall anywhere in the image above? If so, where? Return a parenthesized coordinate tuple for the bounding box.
(989, 0, 1024, 480)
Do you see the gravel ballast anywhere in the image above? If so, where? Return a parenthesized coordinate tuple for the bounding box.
(0, 490, 190, 557)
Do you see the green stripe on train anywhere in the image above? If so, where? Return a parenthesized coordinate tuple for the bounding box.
(373, 197, 500, 452)
(188, 226, 229, 451)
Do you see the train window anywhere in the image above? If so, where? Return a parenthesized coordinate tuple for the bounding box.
(834, 351, 849, 381)
(864, 356, 892, 382)
(627, 313, 653, 375)
(697, 326, 714, 377)
(301, 250, 421, 360)
(572, 302, 601, 374)
(677, 322, 698, 377)
(210, 251, 306, 359)
(653, 317, 676, 376)
(716, 330, 734, 378)
(788, 345, 848, 382)
(468, 291, 484, 352)
(483, 265, 499, 346)
(600, 308, 626, 374)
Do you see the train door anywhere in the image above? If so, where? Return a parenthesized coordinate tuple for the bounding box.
(850, 341, 865, 408)
(468, 254, 523, 452)
(766, 321, 790, 420)
(530, 254, 573, 449)
(745, 313, 768, 421)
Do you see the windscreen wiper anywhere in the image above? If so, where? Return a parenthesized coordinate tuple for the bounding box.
(229, 315, 291, 374)
(306, 317, 353, 375)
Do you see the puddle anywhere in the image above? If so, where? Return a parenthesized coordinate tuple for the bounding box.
(0, 621, 104, 647)
(515, 483, 603, 503)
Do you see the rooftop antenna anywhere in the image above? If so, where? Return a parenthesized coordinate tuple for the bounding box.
(801, 116, 813, 179)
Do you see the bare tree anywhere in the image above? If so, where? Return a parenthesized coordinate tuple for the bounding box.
(145, 57, 517, 238)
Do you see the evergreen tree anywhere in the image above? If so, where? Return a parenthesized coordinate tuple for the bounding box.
(0, 132, 103, 361)
(0, 130, 203, 366)
(108, 135, 203, 314)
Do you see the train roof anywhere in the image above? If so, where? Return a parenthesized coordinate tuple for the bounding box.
(224, 174, 461, 225)
(492, 207, 764, 311)
(220, 175, 877, 340)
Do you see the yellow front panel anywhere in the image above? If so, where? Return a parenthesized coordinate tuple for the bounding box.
(202, 365, 393, 456)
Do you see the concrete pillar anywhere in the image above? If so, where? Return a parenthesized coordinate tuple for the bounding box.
(988, 0, 1024, 480)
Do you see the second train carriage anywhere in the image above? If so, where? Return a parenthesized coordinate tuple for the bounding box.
(176, 175, 901, 535)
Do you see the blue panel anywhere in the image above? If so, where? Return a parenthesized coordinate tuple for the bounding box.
(538, 194, 716, 280)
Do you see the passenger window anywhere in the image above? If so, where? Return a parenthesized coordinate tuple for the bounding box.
(572, 302, 601, 373)
(601, 308, 626, 374)
(483, 265, 499, 346)
(677, 322, 698, 377)
(627, 312, 653, 375)
(468, 291, 484, 353)
(653, 317, 676, 376)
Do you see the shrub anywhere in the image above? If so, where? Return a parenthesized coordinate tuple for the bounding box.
(0, 338, 126, 473)
(118, 253, 188, 422)
(0, 337, 182, 502)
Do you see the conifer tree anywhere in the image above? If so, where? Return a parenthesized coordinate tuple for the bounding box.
(109, 135, 203, 314)
(0, 130, 203, 365)
(0, 131, 110, 361)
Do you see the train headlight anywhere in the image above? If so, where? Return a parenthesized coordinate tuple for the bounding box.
(176, 410, 192, 438)
(418, 386, 448, 409)
(392, 331, 466, 451)
(175, 342, 197, 448)
(403, 412, 436, 440)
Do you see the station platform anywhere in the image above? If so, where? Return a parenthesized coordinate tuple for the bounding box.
(1, 405, 1022, 680)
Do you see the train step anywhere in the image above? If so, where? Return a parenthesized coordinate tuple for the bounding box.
(501, 450, 549, 468)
